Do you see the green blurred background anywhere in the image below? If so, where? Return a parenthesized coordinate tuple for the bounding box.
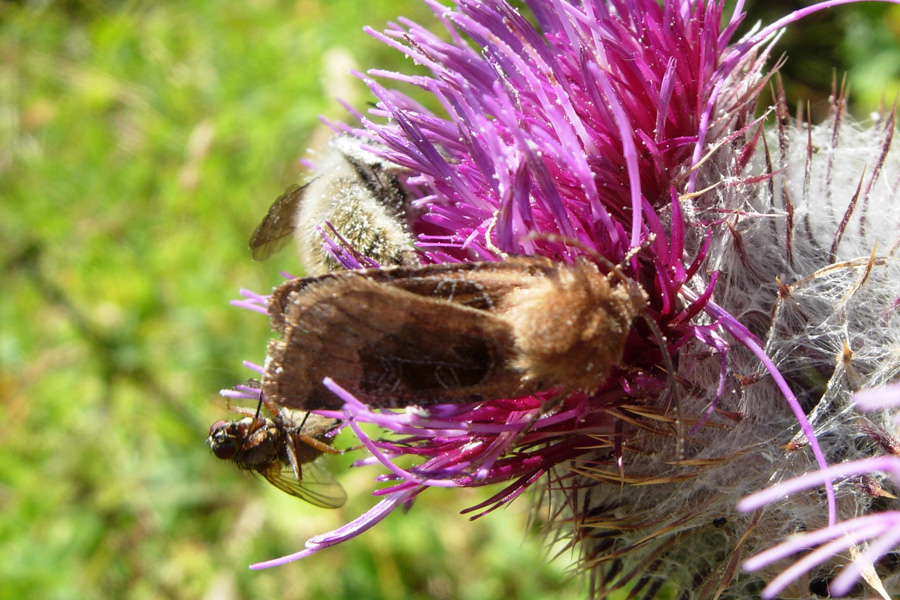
(2, 1, 899, 599)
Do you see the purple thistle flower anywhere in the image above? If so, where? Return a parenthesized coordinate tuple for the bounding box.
(222, 0, 900, 597)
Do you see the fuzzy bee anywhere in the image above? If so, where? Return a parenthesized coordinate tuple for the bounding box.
(249, 134, 417, 273)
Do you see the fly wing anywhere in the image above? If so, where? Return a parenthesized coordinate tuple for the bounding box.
(249, 184, 307, 261)
(262, 274, 529, 410)
(257, 460, 347, 509)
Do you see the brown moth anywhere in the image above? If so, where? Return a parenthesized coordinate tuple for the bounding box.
(249, 135, 418, 272)
(208, 402, 347, 508)
(261, 256, 647, 411)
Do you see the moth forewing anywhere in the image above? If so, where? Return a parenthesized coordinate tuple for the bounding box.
(266, 257, 559, 334)
(262, 274, 527, 410)
(262, 256, 647, 412)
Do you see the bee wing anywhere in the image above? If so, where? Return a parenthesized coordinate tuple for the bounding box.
(258, 460, 347, 509)
(249, 184, 307, 261)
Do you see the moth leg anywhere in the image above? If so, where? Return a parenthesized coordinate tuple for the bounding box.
(502, 391, 568, 453)
(638, 310, 683, 461)
(298, 433, 343, 455)
(620, 233, 657, 266)
(228, 404, 259, 419)
(296, 414, 356, 454)
(285, 434, 302, 480)
(484, 211, 509, 259)
(258, 390, 283, 419)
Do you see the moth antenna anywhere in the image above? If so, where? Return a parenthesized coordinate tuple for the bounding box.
(671, 116, 765, 189)
(521, 231, 654, 285)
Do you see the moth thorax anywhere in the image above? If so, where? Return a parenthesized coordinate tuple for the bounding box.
(292, 434, 327, 465)
(502, 261, 639, 392)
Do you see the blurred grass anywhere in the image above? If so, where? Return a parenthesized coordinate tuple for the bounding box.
(1, 1, 898, 600)
(0, 1, 582, 599)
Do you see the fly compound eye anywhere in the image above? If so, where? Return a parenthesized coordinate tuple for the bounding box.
(208, 420, 228, 435)
(208, 420, 239, 460)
